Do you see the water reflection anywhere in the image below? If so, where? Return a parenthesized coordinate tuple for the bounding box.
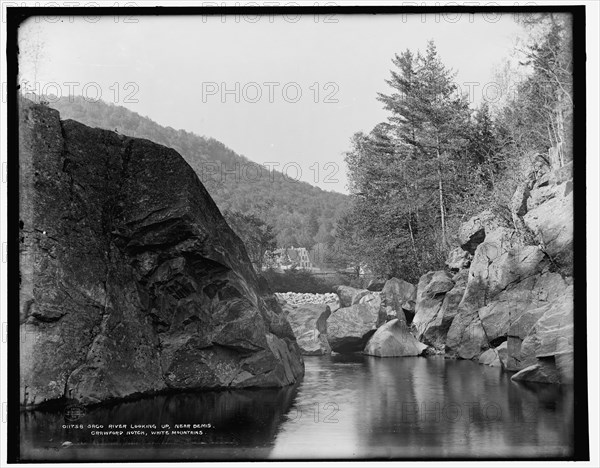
(20, 355, 573, 461)
(353, 356, 573, 458)
(271, 356, 573, 459)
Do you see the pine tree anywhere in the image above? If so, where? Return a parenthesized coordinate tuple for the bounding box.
(378, 40, 471, 248)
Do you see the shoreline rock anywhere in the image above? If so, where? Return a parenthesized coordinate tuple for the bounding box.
(282, 303, 332, 356)
(442, 160, 573, 385)
(19, 99, 304, 408)
(327, 303, 380, 353)
(364, 319, 427, 357)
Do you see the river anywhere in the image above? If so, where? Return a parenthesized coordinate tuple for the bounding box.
(20, 354, 573, 461)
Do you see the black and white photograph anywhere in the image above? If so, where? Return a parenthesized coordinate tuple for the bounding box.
(1, 2, 597, 465)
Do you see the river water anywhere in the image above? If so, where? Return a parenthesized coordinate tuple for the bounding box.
(20, 354, 573, 461)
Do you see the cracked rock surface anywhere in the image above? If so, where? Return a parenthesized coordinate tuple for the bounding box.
(413, 158, 573, 384)
(19, 99, 304, 407)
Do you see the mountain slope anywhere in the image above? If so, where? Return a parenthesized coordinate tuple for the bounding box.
(47, 96, 348, 248)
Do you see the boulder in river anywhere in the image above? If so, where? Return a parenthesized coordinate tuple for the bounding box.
(19, 99, 304, 407)
(511, 360, 561, 384)
(364, 319, 427, 357)
(327, 303, 379, 353)
(283, 303, 331, 356)
(478, 342, 508, 368)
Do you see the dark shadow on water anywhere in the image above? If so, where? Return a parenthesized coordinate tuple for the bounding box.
(20, 385, 299, 462)
(330, 352, 367, 364)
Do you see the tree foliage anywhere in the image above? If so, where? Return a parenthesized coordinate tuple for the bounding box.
(499, 13, 573, 164)
(331, 18, 573, 283)
(331, 42, 482, 281)
(488, 13, 573, 210)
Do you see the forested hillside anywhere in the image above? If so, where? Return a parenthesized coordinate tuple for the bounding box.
(47, 96, 348, 250)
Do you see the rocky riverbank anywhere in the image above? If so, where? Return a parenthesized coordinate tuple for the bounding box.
(280, 153, 574, 385)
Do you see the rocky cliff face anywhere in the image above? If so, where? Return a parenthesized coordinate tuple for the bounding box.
(418, 157, 574, 384)
(19, 99, 304, 407)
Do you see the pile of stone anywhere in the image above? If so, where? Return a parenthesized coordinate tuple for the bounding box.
(275, 292, 339, 305)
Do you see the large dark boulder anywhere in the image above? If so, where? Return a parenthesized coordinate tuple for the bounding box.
(19, 99, 304, 407)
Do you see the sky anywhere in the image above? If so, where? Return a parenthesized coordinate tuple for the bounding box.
(18, 12, 525, 194)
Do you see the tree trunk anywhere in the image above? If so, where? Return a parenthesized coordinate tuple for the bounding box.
(438, 173, 448, 247)
(556, 108, 565, 167)
(436, 135, 449, 248)
(407, 216, 420, 266)
(403, 185, 420, 264)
